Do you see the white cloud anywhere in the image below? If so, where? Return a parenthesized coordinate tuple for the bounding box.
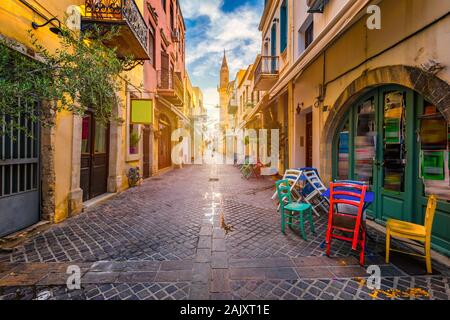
(179, 0, 262, 108)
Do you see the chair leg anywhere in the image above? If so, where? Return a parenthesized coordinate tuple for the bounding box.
(299, 212, 307, 241)
(425, 240, 432, 274)
(326, 234, 331, 257)
(308, 207, 315, 233)
(280, 208, 285, 234)
(385, 227, 391, 264)
(359, 226, 366, 266)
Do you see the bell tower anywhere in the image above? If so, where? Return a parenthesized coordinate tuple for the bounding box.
(219, 50, 229, 89)
(218, 50, 230, 130)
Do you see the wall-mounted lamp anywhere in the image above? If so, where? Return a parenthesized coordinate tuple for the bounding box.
(296, 103, 303, 115)
(272, 18, 279, 23)
(32, 17, 62, 36)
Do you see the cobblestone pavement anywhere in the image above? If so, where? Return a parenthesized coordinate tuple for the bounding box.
(0, 165, 449, 300)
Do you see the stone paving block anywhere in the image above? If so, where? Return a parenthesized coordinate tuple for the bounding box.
(210, 292, 233, 300)
(198, 236, 212, 249)
(264, 268, 298, 280)
(37, 272, 70, 286)
(212, 238, 226, 252)
(230, 257, 294, 269)
(291, 256, 331, 267)
(211, 269, 230, 293)
(82, 272, 120, 284)
(90, 261, 125, 272)
(211, 252, 228, 269)
(122, 261, 161, 272)
(160, 260, 194, 271)
(0, 272, 47, 287)
(154, 270, 192, 282)
(192, 263, 211, 283)
(189, 282, 209, 300)
(213, 228, 226, 239)
(295, 267, 335, 279)
(195, 249, 211, 263)
(329, 266, 368, 278)
(116, 272, 156, 283)
(199, 225, 213, 236)
(229, 268, 266, 280)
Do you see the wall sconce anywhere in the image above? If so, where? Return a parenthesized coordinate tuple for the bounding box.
(296, 103, 303, 115)
(32, 17, 62, 36)
(273, 18, 279, 23)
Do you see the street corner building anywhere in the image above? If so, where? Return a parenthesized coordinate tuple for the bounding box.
(0, 0, 204, 237)
(223, 0, 450, 256)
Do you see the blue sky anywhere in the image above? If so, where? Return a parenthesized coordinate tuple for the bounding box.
(179, 0, 264, 122)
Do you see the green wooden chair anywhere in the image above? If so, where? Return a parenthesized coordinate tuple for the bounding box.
(276, 179, 315, 240)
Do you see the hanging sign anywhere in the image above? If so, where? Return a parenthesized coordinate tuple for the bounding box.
(131, 99, 153, 124)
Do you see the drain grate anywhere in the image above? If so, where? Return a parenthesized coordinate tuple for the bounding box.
(209, 178, 219, 182)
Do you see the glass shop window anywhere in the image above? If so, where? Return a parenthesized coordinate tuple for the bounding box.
(94, 122, 107, 154)
(419, 103, 450, 201)
(337, 119, 350, 180)
(383, 91, 406, 192)
(81, 115, 91, 154)
(129, 124, 140, 155)
(355, 98, 376, 185)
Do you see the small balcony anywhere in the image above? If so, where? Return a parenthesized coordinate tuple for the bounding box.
(82, 0, 150, 60)
(254, 56, 279, 91)
(157, 70, 184, 106)
(171, 29, 180, 42)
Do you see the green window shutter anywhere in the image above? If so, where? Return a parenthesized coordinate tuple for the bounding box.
(280, 1, 288, 53)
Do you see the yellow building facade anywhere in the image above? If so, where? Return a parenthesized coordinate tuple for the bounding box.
(0, 0, 148, 235)
(247, 0, 450, 255)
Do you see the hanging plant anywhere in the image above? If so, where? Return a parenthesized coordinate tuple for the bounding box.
(0, 25, 134, 137)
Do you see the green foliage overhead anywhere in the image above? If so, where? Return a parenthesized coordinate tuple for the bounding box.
(0, 25, 133, 137)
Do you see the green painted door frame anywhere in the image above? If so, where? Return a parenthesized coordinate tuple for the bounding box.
(331, 85, 450, 256)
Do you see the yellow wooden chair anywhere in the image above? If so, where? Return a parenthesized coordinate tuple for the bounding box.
(385, 195, 437, 273)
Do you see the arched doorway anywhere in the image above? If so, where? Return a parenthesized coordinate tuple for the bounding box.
(330, 84, 449, 254)
(158, 114, 172, 170)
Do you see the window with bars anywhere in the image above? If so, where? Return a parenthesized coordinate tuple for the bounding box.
(0, 108, 39, 198)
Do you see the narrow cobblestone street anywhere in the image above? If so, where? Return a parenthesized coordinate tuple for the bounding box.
(0, 165, 449, 300)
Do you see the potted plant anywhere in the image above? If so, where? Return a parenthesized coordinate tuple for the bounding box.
(127, 166, 142, 187)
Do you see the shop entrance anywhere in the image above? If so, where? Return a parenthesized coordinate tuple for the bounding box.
(158, 115, 172, 170)
(143, 125, 151, 178)
(333, 85, 449, 253)
(80, 112, 109, 201)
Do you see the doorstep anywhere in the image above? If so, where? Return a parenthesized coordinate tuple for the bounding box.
(366, 220, 450, 269)
(83, 193, 117, 210)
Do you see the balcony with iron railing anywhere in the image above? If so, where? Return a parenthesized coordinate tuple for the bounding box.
(82, 0, 150, 60)
(157, 70, 184, 106)
(254, 55, 279, 91)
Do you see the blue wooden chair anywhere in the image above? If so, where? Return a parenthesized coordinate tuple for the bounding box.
(276, 179, 315, 240)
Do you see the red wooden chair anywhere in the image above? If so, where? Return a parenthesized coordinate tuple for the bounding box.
(326, 182, 368, 266)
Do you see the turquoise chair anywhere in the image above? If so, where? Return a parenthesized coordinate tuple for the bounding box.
(276, 179, 315, 240)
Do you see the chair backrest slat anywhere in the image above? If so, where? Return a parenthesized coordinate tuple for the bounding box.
(329, 182, 367, 214)
(276, 179, 292, 205)
(424, 195, 437, 235)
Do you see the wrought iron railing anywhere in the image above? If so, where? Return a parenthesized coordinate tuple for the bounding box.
(255, 55, 279, 84)
(84, 0, 148, 54)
